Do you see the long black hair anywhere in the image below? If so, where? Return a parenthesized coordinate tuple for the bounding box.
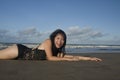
(50, 29, 67, 57)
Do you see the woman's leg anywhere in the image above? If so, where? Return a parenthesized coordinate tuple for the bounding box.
(0, 44, 18, 59)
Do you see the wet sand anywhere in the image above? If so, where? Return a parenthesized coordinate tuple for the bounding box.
(0, 53, 120, 80)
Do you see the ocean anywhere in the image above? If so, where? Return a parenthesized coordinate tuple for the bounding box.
(0, 43, 120, 53)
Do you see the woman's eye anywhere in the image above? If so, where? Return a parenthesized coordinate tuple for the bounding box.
(57, 37, 60, 39)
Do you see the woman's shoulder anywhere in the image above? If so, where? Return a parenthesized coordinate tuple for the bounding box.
(38, 39, 51, 50)
(43, 39, 51, 43)
(42, 39, 52, 46)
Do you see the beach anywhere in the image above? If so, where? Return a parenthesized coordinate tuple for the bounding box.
(0, 53, 120, 80)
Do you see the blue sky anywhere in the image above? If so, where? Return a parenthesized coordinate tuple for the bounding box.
(0, 0, 120, 44)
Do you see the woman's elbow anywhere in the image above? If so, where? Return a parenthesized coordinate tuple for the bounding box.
(46, 56, 54, 61)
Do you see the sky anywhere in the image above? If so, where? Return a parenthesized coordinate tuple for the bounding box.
(0, 0, 120, 45)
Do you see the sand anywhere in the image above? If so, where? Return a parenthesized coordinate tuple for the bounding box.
(0, 53, 120, 80)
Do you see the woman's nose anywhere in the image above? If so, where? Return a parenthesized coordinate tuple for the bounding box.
(58, 40, 62, 44)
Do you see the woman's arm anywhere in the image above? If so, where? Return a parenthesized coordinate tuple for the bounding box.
(50, 53, 102, 61)
(64, 54, 102, 61)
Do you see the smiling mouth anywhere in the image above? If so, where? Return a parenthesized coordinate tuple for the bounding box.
(56, 44, 61, 47)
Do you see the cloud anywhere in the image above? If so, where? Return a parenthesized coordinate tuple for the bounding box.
(0, 27, 44, 43)
(16, 27, 44, 43)
(66, 26, 104, 38)
(0, 26, 119, 45)
(0, 26, 105, 43)
(90, 31, 104, 38)
(18, 27, 42, 38)
(67, 26, 92, 36)
(0, 29, 9, 38)
(66, 26, 105, 44)
(0, 29, 16, 42)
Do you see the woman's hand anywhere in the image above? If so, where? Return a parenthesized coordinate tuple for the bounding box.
(88, 57, 102, 61)
(74, 56, 102, 61)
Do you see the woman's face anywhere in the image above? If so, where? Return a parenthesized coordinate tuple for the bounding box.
(54, 33, 65, 48)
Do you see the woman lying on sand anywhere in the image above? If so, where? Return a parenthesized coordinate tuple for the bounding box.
(0, 29, 102, 61)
